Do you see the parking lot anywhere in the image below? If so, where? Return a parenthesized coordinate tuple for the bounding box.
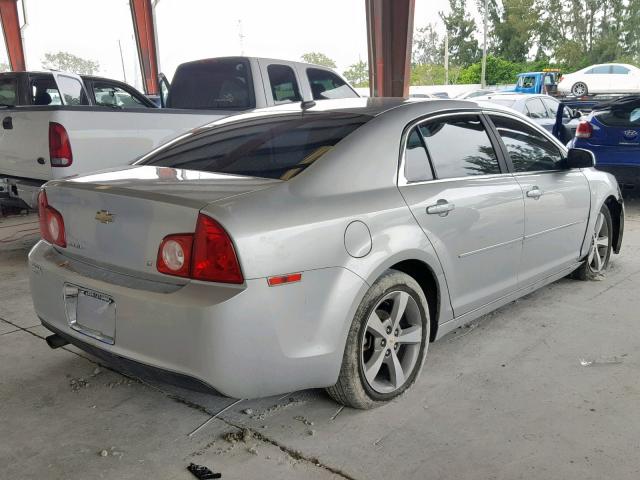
(0, 196, 637, 480)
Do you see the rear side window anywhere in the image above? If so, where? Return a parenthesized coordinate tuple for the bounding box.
(56, 76, 89, 106)
(267, 64, 301, 103)
(93, 83, 147, 108)
(525, 98, 548, 119)
(418, 115, 500, 179)
(30, 76, 62, 105)
(167, 59, 254, 110)
(141, 113, 371, 180)
(307, 68, 358, 100)
(612, 65, 630, 74)
(587, 66, 611, 74)
(490, 115, 563, 172)
(0, 77, 17, 106)
(404, 128, 434, 182)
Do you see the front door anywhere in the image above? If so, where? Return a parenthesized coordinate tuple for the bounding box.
(487, 114, 590, 286)
(398, 113, 525, 317)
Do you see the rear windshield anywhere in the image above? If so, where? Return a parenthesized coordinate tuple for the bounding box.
(486, 98, 516, 108)
(167, 58, 255, 110)
(140, 113, 372, 180)
(596, 106, 640, 127)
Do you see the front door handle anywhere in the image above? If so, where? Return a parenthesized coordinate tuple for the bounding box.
(427, 199, 455, 217)
(2, 116, 12, 129)
(526, 187, 543, 199)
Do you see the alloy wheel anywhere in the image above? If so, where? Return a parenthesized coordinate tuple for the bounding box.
(361, 290, 423, 394)
(572, 83, 587, 96)
(587, 211, 610, 273)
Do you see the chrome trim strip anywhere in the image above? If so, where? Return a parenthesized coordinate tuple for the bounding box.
(524, 220, 584, 240)
(458, 236, 522, 258)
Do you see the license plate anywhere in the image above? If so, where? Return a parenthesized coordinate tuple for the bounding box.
(64, 284, 116, 344)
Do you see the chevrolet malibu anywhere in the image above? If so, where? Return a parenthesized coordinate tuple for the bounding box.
(29, 98, 624, 409)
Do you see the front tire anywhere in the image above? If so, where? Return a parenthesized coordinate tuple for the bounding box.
(326, 270, 430, 409)
(574, 204, 613, 280)
(571, 82, 588, 96)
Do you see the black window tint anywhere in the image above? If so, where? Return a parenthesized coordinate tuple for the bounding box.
(404, 128, 433, 182)
(0, 77, 17, 106)
(167, 59, 253, 110)
(267, 64, 301, 103)
(141, 113, 371, 180)
(56, 76, 88, 105)
(307, 68, 358, 100)
(596, 105, 640, 126)
(418, 115, 500, 179)
(30, 76, 62, 105)
(526, 98, 548, 119)
(490, 115, 563, 172)
(612, 65, 630, 74)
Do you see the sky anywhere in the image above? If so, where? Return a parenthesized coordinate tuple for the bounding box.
(4, 0, 478, 91)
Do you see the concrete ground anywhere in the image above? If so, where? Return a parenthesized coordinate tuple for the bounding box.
(2, 198, 640, 480)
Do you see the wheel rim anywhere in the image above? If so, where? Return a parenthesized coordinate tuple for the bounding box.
(361, 290, 423, 394)
(587, 211, 610, 273)
(573, 83, 586, 96)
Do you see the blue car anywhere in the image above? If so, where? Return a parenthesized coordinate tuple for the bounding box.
(570, 96, 640, 189)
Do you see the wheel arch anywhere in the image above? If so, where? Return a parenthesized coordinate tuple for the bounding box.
(605, 195, 624, 254)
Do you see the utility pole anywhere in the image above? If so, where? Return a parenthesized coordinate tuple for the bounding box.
(444, 33, 449, 85)
(118, 39, 127, 83)
(481, 0, 488, 88)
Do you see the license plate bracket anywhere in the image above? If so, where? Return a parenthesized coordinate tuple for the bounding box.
(64, 284, 116, 345)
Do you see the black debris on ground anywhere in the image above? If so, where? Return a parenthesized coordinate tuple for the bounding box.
(187, 462, 221, 479)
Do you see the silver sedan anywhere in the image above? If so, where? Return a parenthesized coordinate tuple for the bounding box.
(29, 98, 624, 408)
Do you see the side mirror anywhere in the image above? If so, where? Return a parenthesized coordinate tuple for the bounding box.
(566, 148, 595, 169)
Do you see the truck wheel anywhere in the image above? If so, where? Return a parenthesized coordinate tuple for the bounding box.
(573, 204, 613, 280)
(571, 82, 588, 96)
(326, 270, 430, 409)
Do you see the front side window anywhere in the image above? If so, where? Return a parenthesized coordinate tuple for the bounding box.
(404, 128, 433, 182)
(0, 77, 17, 106)
(307, 68, 358, 100)
(140, 113, 371, 180)
(525, 98, 548, 119)
(30, 76, 62, 105)
(93, 83, 146, 108)
(418, 115, 500, 179)
(490, 115, 563, 172)
(267, 64, 301, 103)
(56, 76, 88, 106)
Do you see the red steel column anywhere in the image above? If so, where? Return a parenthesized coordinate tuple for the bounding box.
(130, 0, 159, 94)
(0, 0, 25, 71)
(365, 0, 415, 97)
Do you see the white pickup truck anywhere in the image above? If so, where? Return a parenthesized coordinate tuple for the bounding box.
(0, 57, 358, 208)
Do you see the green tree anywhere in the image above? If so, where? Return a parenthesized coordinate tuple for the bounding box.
(459, 55, 524, 84)
(440, 0, 480, 67)
(343, 60, 369, 87)
(488, 0, 539, 63)
(42, 51, 99, 75)
(413, 23, 444, 65)
(300, 52, 337, 68)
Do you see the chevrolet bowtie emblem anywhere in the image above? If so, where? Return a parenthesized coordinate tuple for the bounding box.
(95, 210, 115, 224)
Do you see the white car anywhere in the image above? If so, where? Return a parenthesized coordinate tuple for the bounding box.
(558, 63, 640, 96)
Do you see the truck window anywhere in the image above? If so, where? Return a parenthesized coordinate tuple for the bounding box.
(518, 76, 536, 88)
(267, 64, 301, 103)
(30, 76, 62, 105)
(167, 58, 254, 110)
(307, 68, 358, 100)
(0, 77, 17, 106)
(140, 112, 372, 180)
(57, 75, 89, 106)
(93, 83, 146, 108)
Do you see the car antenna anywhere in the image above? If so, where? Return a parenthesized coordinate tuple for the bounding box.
(301, 100, 316, 110)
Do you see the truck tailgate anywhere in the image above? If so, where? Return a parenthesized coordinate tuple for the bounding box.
(0, 108, 52, 180)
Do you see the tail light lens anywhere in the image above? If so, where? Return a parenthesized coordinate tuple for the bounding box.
(156, 214, 243, 284)
(575, 120, 593, 139)
(37, 190, 66, 247)
(49, 122, 73, 167)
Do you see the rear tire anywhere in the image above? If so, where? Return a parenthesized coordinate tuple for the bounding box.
(573, 204, 613, 280)
(571, 82, 588, 96)
(326, 270, 430, 409)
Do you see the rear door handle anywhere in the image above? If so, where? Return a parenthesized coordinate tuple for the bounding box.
(526, 187, 543, 199)
(2, 116, 12, 129)
(426, 200, 455, 216)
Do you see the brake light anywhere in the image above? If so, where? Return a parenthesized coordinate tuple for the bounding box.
(575, 120, 593, 139)
(156, 214, 243, 284)
(49, 122, 73, 167)
(37, 190, 66, 247)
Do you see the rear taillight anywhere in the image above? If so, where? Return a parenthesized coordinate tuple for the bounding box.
(575, 120, 593, 139)
(49, 122, 73, 167)
(37, 190, 66, 247)
(156, 214, 243, 284)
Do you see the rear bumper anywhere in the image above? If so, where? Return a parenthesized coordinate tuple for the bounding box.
(0, 176, 44, 209)
(28, 241, 368, 399)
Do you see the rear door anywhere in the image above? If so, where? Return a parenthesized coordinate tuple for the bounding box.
(584, 65, 612, 93)
(487, 113, 590, 286)
(398, 113, 524, 317)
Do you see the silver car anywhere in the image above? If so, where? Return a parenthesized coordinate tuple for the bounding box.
(29, 98, 624, 409)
